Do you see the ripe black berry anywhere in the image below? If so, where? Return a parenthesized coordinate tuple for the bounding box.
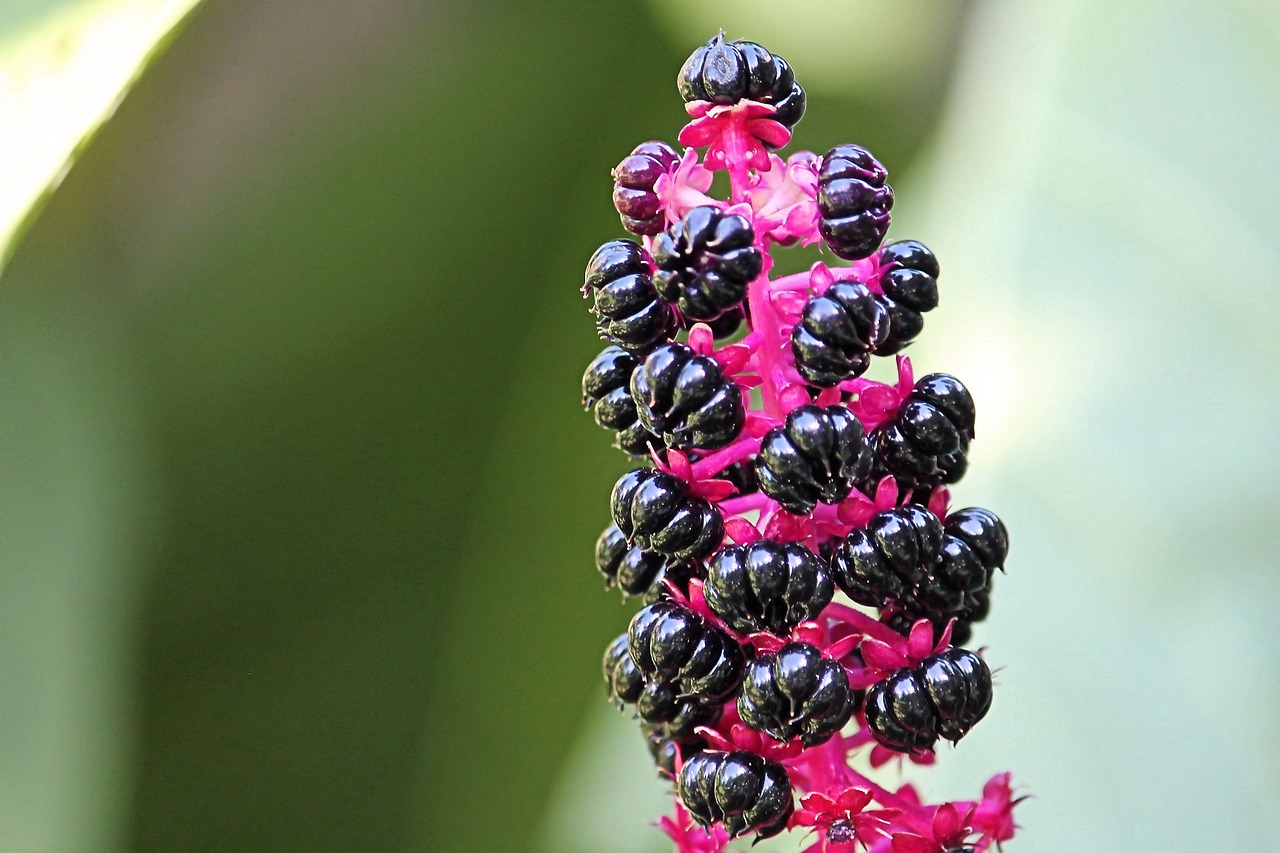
(874, 240, 940, 356)
(604, 633, 645, 707)
(704, 540, 833, 634)
(678, 750, 794, 839)
(636, 679, 722, 739)
(870, 373, 975, 490)
(643, 724, 706, 778)
(582, 346, 664, 456)
(584, 239, 677, 353)
(652, 205, 762, 323)
(756, 405, 873, 514)
(677, 34, 806, 130)
(828, 505, 943, 607)
(595, 523, 698, 597)
(611, 468, 724, 562)
(627, 600, 746, 702)
(864, 648, 992, 754)
(738, 642, 856, 746)
(612, 141, 680, 236)
(791, 281, 888, 386)
(632, 342, 745, 450)
(817, 144, 893, 260)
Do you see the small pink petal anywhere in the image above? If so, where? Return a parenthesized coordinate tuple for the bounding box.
(896, 355, 914, 390)
(824, 634, 859, 661)
(678, 117, 721, 147)
(860, 639, 908, 671)
(927, 486, 951, 519)
(873, 476, 900, 509)
(745, 117, 792, 148)
(890, 833, 933, 853)
(745, 413, 774, 437)
(809, 261, 835, 292)
(814, 386, 842, 407)
(713, 344, 751, 375)
(836, 788, 873, 812)
(907, 620, 937, 660)
(696, 726, 734, 752)
(687, 323, 715, 354)
(792, 621, 824, 646)
(933, 803, 964, 841)
(723, 516, 761, 544)
(779, 384, 811, 411)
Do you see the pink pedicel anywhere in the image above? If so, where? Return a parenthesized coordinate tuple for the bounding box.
(587, 32, 1022, 852)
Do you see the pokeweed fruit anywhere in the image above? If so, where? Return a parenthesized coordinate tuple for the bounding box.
(579, 30, 1024, 851)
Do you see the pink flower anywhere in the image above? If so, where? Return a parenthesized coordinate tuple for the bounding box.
(658, 801, 732, 853)
(679, 100, 792, 173)
(971, 773, 1024, 846)
(747, 151, 821, 245)
(792, 787, 897, 851)
(654, 148, 717, 226)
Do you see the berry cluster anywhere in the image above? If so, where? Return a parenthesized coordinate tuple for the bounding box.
(580, 32, 1023, 852)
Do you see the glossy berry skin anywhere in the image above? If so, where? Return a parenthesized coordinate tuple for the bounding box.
(612, 141, 680, 236)
(874, 240, 940, 356)
(582, 346, 663, 456)
(791, 281, 888, 386)
(584, 239, 677, 353)
(704, 540, 833, 635)
(604, 633, 645, 708)
(828, 505, 943, 607)
(627, 600, 745, 702)
(636, 679, 722, 740)
(864, 648, 993, 754)
(756, 405, 873, 514)
(677, 35, 806, 130)
(643, 724, 706, 778)
(652, 205, 762, 323)
(871, 373, 976, 490)
(738, 642, 856, 746)
(611, 468, 724, 562)
(817, 144, 894, 261)
(632, 342, 745, 450)
(595, 524, 698, 597)
(677, 750, 795, 839)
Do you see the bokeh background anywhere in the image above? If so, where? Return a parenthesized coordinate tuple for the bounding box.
(1, 1, 1277, 851)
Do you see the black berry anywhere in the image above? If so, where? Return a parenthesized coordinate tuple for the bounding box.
(584, 239, 677, 353)
(582, 346, 664, 456)
(704, 540, 833, 634)
(652, 205, 762, 323)
(604, 633, 645, 707)
(870, 373, 975, 490)
(677, 750, 795, 839)
(612, 141, 680, 236)
(627, 600, 746, 702)
(643, 723, 707, 778)
(817, 144, 893, 260)
(610, 468, 724, 562)
(595, 523, 697, 597)
(632, 342, 745, 450)
(677, 35, 806, 130)
(864, 648, 992, 754)
(791, 281, 888, 386)
(636, 679, 722, 739)
(828, 505, 943, 607)
(874, 240, 940, 355)
(756, 405, 873, 514)
(738, 642, 857, 746)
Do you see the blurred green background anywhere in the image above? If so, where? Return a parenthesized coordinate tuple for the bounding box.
(0, 1, 1277, 851)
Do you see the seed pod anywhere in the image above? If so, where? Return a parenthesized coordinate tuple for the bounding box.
(864, 648, 992, 754)
(756, 405, 872, 514)
(677, 750, 795, 839)
(817, 144, 893, 260)
(627, 600, 745, 702)
(610, 468, 724, 562)
(584, 239, 677, 353)
(704, 540, 832, 634)
(632, 342, 745, 450)
(738, 642, 856, 746)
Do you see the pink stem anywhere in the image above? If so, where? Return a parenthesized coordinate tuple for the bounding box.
(821, 602, 906, 647)
(747, 260, 789, 421)
(717, 492, 775, 515)
(769, 270, 812, 291)
(691, 435, 763, 479)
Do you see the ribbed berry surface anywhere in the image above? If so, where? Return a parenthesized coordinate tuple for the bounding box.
(627, 600, 745, 702)
(870, 373, 975, 490)
(632, 342, 745, 450)
(652, 205, 762, 323)
(817, 144, 893, 260)
(873, 240, 940, 355)
(611, 468, 724, 562)
(582, 346, 664, 456)
(595, 523, 698, 597)
(584, 239, 677, 352)
(864, 648, 992, 754)
(704, 540, 832, 634)
(603, 633, 645, 707)
(738, 642, 857, 746)
(791, 281, 888, 387)
(612, 141, 680, 236)
(677, 34, 806, 129)
(636, 679, 722, 739)
(756, 405, 872, 514)
(677, 750, 795, 839)
(828, 505, 943, 606)
(643, 723, 707, 778)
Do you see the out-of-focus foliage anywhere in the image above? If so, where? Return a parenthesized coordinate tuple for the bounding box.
(2, 1, 1277, 853)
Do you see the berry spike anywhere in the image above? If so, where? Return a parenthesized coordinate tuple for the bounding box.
(575, 30, 1023, 852)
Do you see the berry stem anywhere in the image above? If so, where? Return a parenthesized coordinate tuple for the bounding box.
(747, 257, 790, 421)
(717, 492, 775, 515)
(821, 601, 905, 647)
(690, 435, 764, 480)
